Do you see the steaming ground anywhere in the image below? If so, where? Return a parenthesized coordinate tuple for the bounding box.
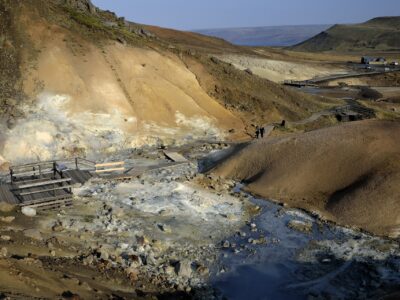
(0, 92, 228, 164)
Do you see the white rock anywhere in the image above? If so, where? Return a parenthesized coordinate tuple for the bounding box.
(0, 235, 11, 241)
(0, 216, 15, 223)
(21, 207, 37, 217)
(175, 260, 193, 278)
(0, 247, 7, 257)
(0, 203, 15, 213)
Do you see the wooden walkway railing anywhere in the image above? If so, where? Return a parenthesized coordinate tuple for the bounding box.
(1, 157, 128, 210)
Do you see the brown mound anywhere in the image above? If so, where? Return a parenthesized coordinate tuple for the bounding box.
(212, 120, 400, 237)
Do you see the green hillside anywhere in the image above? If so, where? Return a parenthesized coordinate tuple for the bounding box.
(292, 17, 400, 52)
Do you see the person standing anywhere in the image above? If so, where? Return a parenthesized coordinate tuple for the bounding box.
(260, 126, 265, 138)
(255, 126, 260, 139)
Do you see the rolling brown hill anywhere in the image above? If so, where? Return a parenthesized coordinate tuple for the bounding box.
(211, 120, 400, 237)
(292, 17, 400, 52)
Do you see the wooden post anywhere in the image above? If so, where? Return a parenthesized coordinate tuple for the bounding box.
(75, 158, 79, 170)
(53, 162, 57, 179)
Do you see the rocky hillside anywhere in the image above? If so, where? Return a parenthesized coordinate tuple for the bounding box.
(292, 16, 400, 52)
(0, 0, 332, 165)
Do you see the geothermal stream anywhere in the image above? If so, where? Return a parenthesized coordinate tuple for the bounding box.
(211, 188, 400, 300)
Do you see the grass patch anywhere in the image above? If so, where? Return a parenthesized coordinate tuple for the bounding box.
(66, 8, 106, 31)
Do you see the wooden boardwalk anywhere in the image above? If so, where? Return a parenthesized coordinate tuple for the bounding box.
(0, 184, 19, 205)
(0, 155, 190, 209)
(0, 159, 98, 209)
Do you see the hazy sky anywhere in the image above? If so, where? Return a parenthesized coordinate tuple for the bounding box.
(91, 0, 400, 30)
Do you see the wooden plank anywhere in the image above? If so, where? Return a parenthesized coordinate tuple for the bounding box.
(18, 185, 72, 196)
(0, 184, 19, 205)
(11, 161, 54, 169)
(63, 170, 93, 185)
(95, 161, 125, 168)
(12, 176, 54, 185)
(12, 170, 53, 178)
(163, 151, 188, 163)
(16, 178, 71, 190)
(20, 194, 73, 206)
(36, 203, 73, 211)
(95, 167, 125, 174)
(25, 199, 73, 209)
(77, 158, 96, 165)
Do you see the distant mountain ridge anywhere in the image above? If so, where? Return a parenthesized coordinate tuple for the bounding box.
(193, 24, 332, 47)
(292, 16, 400, 52)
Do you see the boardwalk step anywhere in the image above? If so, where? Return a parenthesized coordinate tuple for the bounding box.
(26, 199, 73, 210)
(20, 194, 73, 207)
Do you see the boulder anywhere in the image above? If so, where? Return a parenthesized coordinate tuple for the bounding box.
(175, 260, 193, 278)
(0, 235, 11, 241)
(0, 247, 7, 258)
(287, 220, 313, 233)
(21, 207, 37, 217)
(0, 216, 15, 223)
(125, 266, 139, 281)
(0, 202, 15, 213)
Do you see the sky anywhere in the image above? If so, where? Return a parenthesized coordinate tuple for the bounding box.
(91, 0, 400, 30)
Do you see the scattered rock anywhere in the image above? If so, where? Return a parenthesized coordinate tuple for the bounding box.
(175, 260, 193, 278)
(0, 247, 7, 257)
(82, 255, 94, 266)
(164, 265, 175, 276)
(61, 290, 81, 300)
(52, 221, 64, 232)
(0, 203, 15, 213)
(196, 265, 209, 276)
(157, 224, 172, 233)
(222, 240, 230, 248)
(0, 216, 15, 223)
(100, 250, 109, 261)
(24, 229, 43, 241)
(136, 235, 150, 246)
(21, 207, 37, 217)
(252, 237, 267, 245)
(287, 220, 313, 233)
(126, 266, 139, 282)
(0, 235, 11, 241)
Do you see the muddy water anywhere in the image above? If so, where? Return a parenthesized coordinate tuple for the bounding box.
(211, 191, 400, 300)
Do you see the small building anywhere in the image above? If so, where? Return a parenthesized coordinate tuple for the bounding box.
(361, 56, 386, 65)
(361, 56, 373, 64)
